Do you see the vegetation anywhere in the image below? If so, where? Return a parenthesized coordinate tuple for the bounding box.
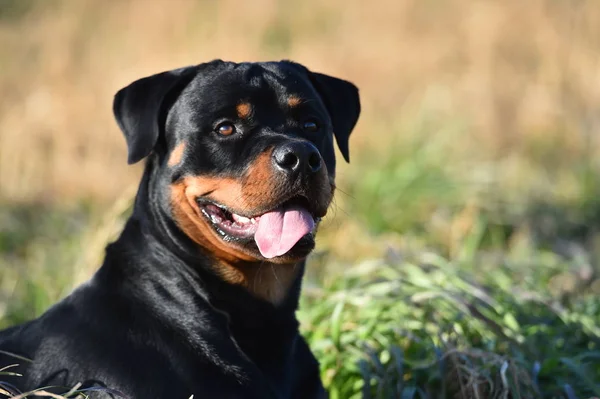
(2, 0, 600, 398)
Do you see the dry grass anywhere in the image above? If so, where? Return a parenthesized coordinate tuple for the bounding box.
(1, 0, 600, 204)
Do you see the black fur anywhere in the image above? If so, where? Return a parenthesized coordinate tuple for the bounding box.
(0, 60, 360, 399)
(113, 65, 200, 164)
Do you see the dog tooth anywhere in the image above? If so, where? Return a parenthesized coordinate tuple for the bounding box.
(235, 215, 250, 223)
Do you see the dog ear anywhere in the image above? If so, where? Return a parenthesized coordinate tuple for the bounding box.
(113, 66, 199, 164)
(309, 72, 361, 163)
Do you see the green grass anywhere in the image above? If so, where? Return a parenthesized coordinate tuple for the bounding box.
(301, 250, 600, 398)
(2, 124, 600, 398)
(0, 205, 93, 328)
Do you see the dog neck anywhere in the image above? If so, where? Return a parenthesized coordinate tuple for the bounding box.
(101, 215, 303, 371)
(97, 220, 301, 387)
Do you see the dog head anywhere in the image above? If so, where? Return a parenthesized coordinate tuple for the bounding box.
(113, 60, 360, 267)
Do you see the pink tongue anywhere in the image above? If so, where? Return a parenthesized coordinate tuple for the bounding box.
(255, 205, 315, 259)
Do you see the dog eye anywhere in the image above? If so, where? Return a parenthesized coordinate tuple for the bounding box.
(303, 120, 319, 133)
(216, 122, 236, 136)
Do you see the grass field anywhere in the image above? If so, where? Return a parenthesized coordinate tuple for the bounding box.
(1, 1, 600, 398)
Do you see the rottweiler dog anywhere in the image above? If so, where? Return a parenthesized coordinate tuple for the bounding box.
(0, 60, 360, 398)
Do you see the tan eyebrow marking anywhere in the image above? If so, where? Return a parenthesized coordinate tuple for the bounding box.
(287, 96, 302, 107)
(236, 102, 252, 118)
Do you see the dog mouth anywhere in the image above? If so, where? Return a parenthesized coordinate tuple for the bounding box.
(198, 196, 320, 259)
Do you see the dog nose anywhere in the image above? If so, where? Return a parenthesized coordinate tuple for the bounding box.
(272, 141, 322, 176)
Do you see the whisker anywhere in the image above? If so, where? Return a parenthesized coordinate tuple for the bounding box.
(270, 263, 281, 287)
(254, 261, 265, 292)
(334, 185, 354, 200)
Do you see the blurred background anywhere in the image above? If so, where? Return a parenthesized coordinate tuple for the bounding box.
(1, 1, 600, 397)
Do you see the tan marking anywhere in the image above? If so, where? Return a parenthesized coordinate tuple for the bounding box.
(170, 174, 300, 304)
(169, 147, 335, 304)
(242, 149, 333, 218)
(236, 102, 252, 118)
(168, 141, 186, 167)
(240, 150, 274, 200)
(218, 260, 301, 305)
(171, 176, 252, 262)
(287, 96, 302, 107)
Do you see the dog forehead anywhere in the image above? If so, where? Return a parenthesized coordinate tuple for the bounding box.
(169, 62, 324, 130)
(186, 62, 315, 104)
